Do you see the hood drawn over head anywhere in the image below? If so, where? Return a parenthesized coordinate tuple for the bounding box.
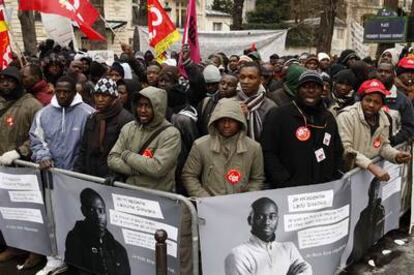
(132, 86, 167, 128)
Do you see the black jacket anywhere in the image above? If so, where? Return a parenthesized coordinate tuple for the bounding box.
(74, 101, 133, 177)
(261, 102, 344, 188)
(65, 220, 130, 275)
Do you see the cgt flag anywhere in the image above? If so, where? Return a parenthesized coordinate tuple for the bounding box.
(0, 1, 12, 69)
(19, 0, 105, 41)
(147, 0, 180, 62)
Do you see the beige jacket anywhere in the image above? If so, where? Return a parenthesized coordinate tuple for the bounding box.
(336, 102, 399, 169)
(182, 98, 264, 197)
(107, 87, 181, 192)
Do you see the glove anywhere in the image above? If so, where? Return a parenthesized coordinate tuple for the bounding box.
(0, 150, 20, 165)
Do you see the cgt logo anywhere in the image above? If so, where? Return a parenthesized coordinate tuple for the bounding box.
(59, 0, 85, 23)
(148, 4, 163, 41)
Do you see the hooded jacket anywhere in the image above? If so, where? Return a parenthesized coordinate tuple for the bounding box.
(336, 102, 399, 169)
(107, 87, 181, 192)
(0, 67, 43, 157)
(182, 98, 264, 197)
(29, 93, 95, 170)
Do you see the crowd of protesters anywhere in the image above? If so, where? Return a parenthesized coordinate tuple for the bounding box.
(0, 39, 414, 274)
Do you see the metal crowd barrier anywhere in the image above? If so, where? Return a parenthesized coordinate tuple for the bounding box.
(13, 159, 200, 275)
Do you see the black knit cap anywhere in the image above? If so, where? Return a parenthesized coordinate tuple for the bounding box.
(298, 70, 324, 87)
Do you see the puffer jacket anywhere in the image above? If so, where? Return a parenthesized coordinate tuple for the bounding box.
(107, 87, 181, 192)
(29, 93, 95, 169)
(0, 66, 43, 157)
(337, 102, 399, 169)
(182, 98, 264, 197)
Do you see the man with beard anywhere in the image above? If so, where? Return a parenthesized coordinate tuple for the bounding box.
(375, 62, 414, 146)
(225, 197, 311, 275)
(65, 188, 130, 275)
(261, 71, 344, 188)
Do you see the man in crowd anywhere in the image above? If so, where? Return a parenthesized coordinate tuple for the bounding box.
(30, 75, 94, 274)
(375, 62, 414, 146)
(65, 188, 130, 275)
(21, 64, 53, 106)
(107, 86, 181, 192)
(182, 98, 264, 197)
(0, 67, 43, 269)
(262, 71, 344, 188)
(225, 197, 312, 275)
(237, 62, 277, 141)
(74, 78, 133, 178)
(336, 79, 411, 180)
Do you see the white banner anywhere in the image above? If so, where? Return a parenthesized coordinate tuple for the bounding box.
(41, 13, 74, 47)
(138, 27, 288, 61)
(350, 21, 370, 58)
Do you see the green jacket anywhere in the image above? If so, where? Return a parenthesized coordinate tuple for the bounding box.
(0, 93, 42, 157)
(182, 98, 264, 197)
(108, 87, 181, 192)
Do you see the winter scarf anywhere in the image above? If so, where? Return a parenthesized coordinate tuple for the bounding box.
(238, 88, 266, 140)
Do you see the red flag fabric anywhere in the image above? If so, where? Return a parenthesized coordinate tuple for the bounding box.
(0, 7, 12, 69)
(147, 0, 180, 62)
(182, 0, 200, 64)
(19, 0, 105, 41)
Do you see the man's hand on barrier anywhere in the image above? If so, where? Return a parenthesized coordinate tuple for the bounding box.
(287, 260, 307, 275)
(395, 151, 411, 164)
(368, 163, 390, 182)
(0, 150, 20, 165)
(39, 159, 54, 170)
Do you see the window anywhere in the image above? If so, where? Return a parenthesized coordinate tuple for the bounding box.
(175, 0, 186, 28)
(336, 29, 344, 40)
(213, 22, 222, 31)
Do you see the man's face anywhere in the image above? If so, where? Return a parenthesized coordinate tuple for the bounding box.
(334, 82, 353, 98)
(21, 67, 39, 89)
(228, 57, 238, 71)
(361, 93, 383, 120)
(147, 65, 161, 86)
(319, 58, 330, 70)
(109, 69, 122, 82)
(218, 75, 238, 98)
(376, 63, 394, 89)
(261, 64, 274, 85)
(55, 81, 76, 107)
(136, 96, 154, 124)
(117, 84, 128, 106)
(273, 59, 284, 73)
(82, 196, 107, 236)
(158, 75, 176, 92)
(380, 52, 392, 64)
(69, 60, 83, 75)
(206, 82, 219, 94)
(94, 93, 115, 111)
(81, 60, 90, 73)
(216, 117, 240, 137)
(398, 71, 414, 88)
(47, 64, 61, 76)
(250, 202, 278, 242)
(322, 81, 331, 99)
(210, 56, 221, 67)
(298, 82, 322, 106)
(239, 66, 261, 97)
(0, 75, 17, 96)
(305, 60, 319, 70)
(346, 57, 358, 67)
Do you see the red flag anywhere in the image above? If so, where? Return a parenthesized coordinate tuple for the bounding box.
(19, 0, 105, 41)
(182, 0, 200, 64)
(0, 5, 12, 69)
(147, 0, 180, 62)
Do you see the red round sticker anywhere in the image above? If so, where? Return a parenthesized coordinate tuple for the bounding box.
(296, 126, 311, 141)
(5, 115, 14, 127)
(226, 169, 242, 185)
(373, 137, 381, 149)
(142, 148, 154, 158)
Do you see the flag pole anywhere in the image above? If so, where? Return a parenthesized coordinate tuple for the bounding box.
(99, 15, 124, 49)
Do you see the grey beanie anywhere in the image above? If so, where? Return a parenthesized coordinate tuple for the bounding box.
(298, 70, 324, 87)
(203, 64, 221, 83)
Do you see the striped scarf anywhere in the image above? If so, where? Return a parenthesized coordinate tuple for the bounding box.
(238, 86, 266, 140)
